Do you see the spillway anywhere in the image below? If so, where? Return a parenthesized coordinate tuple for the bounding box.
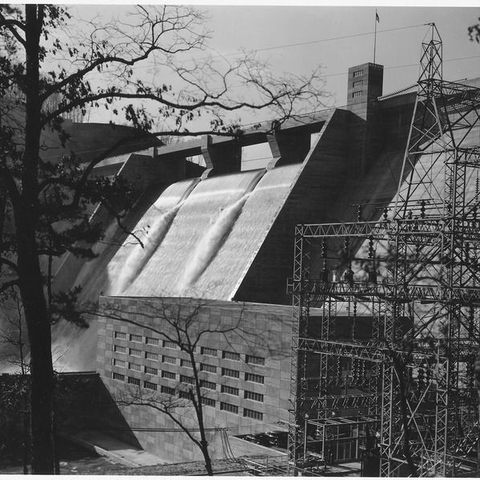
(180, 164, 303, 300)
(125, 169, 265, 298)
(107, 178, 199, 296)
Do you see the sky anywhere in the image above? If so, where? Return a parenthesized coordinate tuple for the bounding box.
(70, 4, 480, 121)
(203, 5, 480, 106)
(64, 3, 480, 168)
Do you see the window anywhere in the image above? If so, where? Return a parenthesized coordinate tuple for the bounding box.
(129, 348, 142, 357)
(146, 337, 159, 345)
(353, 80, 364, 88)
(353, 69, 363, 78)
(114, 345, 126, 353)
(245, 390, 264, 402)
(144, 381, 157, 391)
(201, 380, 216, 390)
(221, 385, 239, 396)
(201, 347, 217, 356)
(112, 372, 125, 381)
(163, 340, 177, 349)
(352, 91, 363, 98)
(162, 370, 176, 380)
(145, 366, 158, 375)
(181, 359, 193, 368)
(222, 350, 240, 361)
(243, 408, 263, 420)
(222, 368, 240, 378)
(179, 390, 194, 400)
(162, 355, 176, 364)
(220, 402, 238, 414)
(127, 377, 141, 386)
(113, 359, 126, 367)
(200, 363, 216, 373)
(245, 373, 264, 384)
(130, 334, 142, 342)
(129, 362, 141, 371)
(114, 331, 127, 339)
(180, 375, 195, 385)
(201, 397, 215, 407)
(245, 355, 265, 366)
(161, 385, 175, 395)
(146, 351, 158, 360)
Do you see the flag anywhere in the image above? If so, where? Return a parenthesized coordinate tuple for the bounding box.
(376, 11, 380, 23)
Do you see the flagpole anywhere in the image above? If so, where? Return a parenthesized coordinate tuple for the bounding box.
(374, 9, 378, 64)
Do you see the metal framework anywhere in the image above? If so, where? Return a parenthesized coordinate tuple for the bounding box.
(288, 24, 480, 476)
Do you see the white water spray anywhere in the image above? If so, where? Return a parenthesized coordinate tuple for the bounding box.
(111, 201, 184, 295)
(179, 194, 250, 292)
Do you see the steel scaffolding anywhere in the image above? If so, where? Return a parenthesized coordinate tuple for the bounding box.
(288, 24, 480, 477)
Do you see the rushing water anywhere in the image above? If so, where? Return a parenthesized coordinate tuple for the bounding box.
(126, 169, 265, 297)
(108, 178, 199, 296)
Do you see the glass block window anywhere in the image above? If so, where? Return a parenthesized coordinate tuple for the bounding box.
(144, 381, 157, 391)
(145, 351, 158, 360)
(201, 397, 215, 407)
(222, 368, 240, 378)
(245, 373, 264, 384)
(130, 334, 142, 342)
(179, 390, 194, 400)
(243, 408, 263, 420)
(112, 372, 125, 381)
(222, 350, 240, 361)
(201, 347, 217, 356)
(181, 359, 193, 368)
(162, 355, 176, 364)
(162, 370, 176, 380)
(145, 337, 159, 345)
(245, 390, 264, 402)
(180, 375, 195, 385)
(245, 354, 265, 366)
(200, 363, 216, 373)
(145, 366, 158, 375)
(201, 380, 216, 390)
(127, 377, 141, 386)
(161, 385, 175, 395)
(220, 402, 239, 414)
(114, 331, 127, 339)
(221, 385, 239, 396)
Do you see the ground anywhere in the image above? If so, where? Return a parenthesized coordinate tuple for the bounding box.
(0, 437, 250, 475)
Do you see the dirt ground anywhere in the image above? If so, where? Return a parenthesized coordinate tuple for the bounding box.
(0, 439, 249, 475)
(0, 438, 127, 475)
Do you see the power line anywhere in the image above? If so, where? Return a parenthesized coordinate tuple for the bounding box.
(213, 23, 426, 58)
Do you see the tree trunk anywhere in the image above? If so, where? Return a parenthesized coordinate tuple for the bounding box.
(16, 5, 55, 474)
(16, 219, 55, 473)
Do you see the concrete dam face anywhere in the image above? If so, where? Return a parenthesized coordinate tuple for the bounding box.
(46, 163, 306, 371)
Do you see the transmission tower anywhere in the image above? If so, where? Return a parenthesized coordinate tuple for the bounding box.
(288, 24, 480, 477)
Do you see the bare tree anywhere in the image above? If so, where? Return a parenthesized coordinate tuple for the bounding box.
(0, 4, 326, 473)
(102, 297, 238, 475)
(99, 295, 283, 476)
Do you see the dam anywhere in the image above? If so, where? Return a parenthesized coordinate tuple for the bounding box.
(2, 58, 480, 472)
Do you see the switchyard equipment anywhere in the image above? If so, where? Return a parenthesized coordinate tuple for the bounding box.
(288, 25, 480, 477)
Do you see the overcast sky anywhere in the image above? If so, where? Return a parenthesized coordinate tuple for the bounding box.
(204, 5, 480, 106)
(70, 3, 480, 125)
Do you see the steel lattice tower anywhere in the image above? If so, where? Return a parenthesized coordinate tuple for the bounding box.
(288, 24, 480, 477)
